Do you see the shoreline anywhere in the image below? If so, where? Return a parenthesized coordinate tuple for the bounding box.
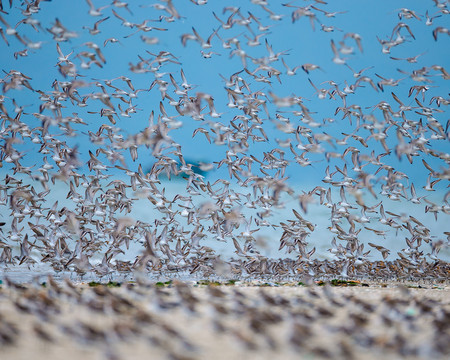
(1, 258, 449, 285)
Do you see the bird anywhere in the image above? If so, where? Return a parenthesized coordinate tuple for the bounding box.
(330, 39, 346, 64)
(425, 10, 441, 26)
(82, 16, 110, 35)
(301, 63, 323, 74)
(390, 51, 426, 63)
(343, 32, 363, 52)
(85, 0, 110, 17)
(432, 26, 450, 41)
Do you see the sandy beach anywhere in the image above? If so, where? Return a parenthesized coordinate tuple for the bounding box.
(1, 278, 449, 360)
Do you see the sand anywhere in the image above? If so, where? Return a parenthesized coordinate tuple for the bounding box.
(0, 278, 449, 360)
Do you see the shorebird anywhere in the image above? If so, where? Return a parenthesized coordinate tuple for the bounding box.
(82, 16, 109, 35)
(432, 26, 450, 41)
(301, 63, 323, 74)
(85, 0, 109, 17)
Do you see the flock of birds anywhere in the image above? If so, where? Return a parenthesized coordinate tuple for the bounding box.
(0, 277, 449, 359)
(0, 0, 449, 282)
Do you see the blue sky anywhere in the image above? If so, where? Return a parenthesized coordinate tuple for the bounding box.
(2, 1, 448, 186)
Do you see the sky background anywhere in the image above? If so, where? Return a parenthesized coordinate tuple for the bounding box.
(0, 0, 449, 263)
(2, 0, 448, 182)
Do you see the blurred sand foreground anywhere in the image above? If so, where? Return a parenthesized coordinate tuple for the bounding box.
(0, 279, 449, 360)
